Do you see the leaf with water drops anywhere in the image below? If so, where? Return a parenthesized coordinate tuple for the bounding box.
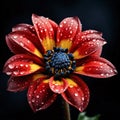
(77, 112, 100, 120)
(75, 56, 117, 78)
(61, 75, 90, 112)
(27, 78, 57, 112)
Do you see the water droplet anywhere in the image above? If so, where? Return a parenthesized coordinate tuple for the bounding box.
(20, 42, 24, 47)
(20, 71, 25, 75)
(41, 102, 44, 105)
(28, 94, 31, 97)
(25, 64, 29, 67)
(50, 28, 53, 31)
(13, 36, 18, 39)
(13, 71, 19, 75)
(32, 99, 35, 103)
(69, 85, 73, 88)
(100, 73, 104, 76)
(20, 64, 24, 67)
(63, 21, 66, 24)
(20, 36, 23, 38)
(8, 64, 14, 69)
(55, 89, 59, 92)
(82, 97, 84, 101)
(74, 93, 78, 96)
(70, 31, 72, 34)
(6, 72, 12, 75)
(36, 95, 39, 98)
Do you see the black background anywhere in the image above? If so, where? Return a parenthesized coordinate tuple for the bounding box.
(0, 0, 120, 120)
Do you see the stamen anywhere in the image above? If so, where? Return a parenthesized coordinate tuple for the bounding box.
(44, 47, 76, 78)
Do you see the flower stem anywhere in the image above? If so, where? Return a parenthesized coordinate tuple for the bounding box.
(62, 99, 71, 120)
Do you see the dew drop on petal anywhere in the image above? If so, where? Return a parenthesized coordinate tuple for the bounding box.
(74, 93, 78, 96)
(13, 71, 19, 75)
(20, 64, 24, 67)
(13, 35, 18, 39)
(41, 102, 44, 105)
(36, 95, 39, 98)
(32, 99, 35, 103)
(20, 71, 25, 75)
(81, 97, 84, 101)
(100, 73, 104, 76)
(6, 72, 12, 75)
(8, 64, 14, 69)
(20, 42, 24, 47)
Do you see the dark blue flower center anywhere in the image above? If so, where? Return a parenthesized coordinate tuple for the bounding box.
(44, 47, 76, 78)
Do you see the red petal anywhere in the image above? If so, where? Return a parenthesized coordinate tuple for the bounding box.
(3, 55, 44, 76)
(61, 75, 90, 112)
(6, 31, 43, 58)
(4, 54, 44, 68)
(49, 77, 68, 94)
(12, 23, 36, 33)
(90, 47, 102, 56)
(82, 30, 102, 36)
(48, 19, 58, 35)
(72, 35, 106, 59)
(57, 17, 81, 50)
(70, 30, 103, 53)
(27, 78, 57, 112)
(75, 56, 117, 78)
(32, 14, 55, 51)
(7, 75, 32, 92)
(12, 23, 45, 54)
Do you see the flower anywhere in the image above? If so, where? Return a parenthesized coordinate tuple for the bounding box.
(3, 14, 117, 112)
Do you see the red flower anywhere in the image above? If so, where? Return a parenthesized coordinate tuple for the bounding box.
(3, 14, 117, 112)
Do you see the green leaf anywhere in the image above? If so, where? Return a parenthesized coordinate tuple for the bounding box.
(77, 112, 100, 120)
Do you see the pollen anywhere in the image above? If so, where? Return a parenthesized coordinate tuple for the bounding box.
(44, 47, 76, 78)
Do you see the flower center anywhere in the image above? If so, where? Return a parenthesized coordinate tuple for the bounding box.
(44, 47, 76, 78)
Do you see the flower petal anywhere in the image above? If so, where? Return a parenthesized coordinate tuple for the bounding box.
(75, 56, 117, 78)
(7, 75, 32, 92)
(57, 17, 81, 50)
(27, 78, 57, 112)
(72, 34, 106, 59)
(48, 19, 58, 34)
(3, 55, 44, 76)
(90, 47, 102, 56)
(61, 75, 90, 112)
(6, 31, 43, 58)
(12, 23, 45, 54)
(4, 54, 44, 68)
(12, 23, 36, 33)
(49, 77, 68, 94)
(7, 73, 47, 92)
(32, 14, 56, 52)
(70, 30, 103, 53)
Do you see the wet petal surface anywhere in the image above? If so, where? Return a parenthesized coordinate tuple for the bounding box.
(75, 56, 117, 78)
(32, 14, 55, 52)
(49, 77, 68, 94)
(61, 75, 90, 112)
(27, 78, 57, 112)
(57, 17, 81, 50)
